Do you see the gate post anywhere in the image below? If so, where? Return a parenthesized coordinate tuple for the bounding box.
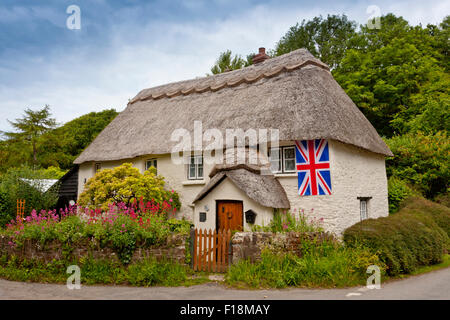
(228, 231, 233, 266)
(189, 227, 195, 268)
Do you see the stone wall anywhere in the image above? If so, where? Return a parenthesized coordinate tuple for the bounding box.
(231, 231, 334, 264)
(0, 234, 188, 265)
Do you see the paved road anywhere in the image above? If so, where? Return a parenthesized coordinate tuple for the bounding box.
(0, 267, 449, 300)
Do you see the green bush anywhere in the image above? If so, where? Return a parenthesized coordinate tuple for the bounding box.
(400, 197, 450, 239)
(435, 192, 450, 208)
(343, 198, 449, 275)
(385, 131, 449, 198)
(78, 163, 181, 211)
(226, 241, 384, 288)
(127, 257, 188, 286)
(0, 166, 60, 227)
(0, 254, 192, 286)
(388, 176, 419, 213)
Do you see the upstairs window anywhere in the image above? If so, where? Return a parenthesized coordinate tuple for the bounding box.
(188, 155, 203, 180)
(145, 159, 157, 174)
(95, 163, 102, 172)
(269, 146, 296, 173)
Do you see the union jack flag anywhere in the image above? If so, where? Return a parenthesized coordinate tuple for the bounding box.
(295, 139, 332, 196)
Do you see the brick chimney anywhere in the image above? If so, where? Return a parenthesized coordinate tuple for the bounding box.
(252, 47, 270, 64)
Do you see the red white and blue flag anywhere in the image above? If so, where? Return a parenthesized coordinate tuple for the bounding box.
(295, 139, 332, 196)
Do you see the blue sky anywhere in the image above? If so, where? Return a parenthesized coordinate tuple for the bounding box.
(0, 0, 448, 132)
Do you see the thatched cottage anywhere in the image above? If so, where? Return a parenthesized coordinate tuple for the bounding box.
(74, 48, 393, 235)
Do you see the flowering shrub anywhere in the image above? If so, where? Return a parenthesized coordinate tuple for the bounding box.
(78, 163, 181, 211)
(2, 198, 192, 265)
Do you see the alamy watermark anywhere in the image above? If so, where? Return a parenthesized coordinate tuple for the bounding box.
(366, 265, 381, 289)
(366, 5, 381, 29)
(66, 5, 81, 30)
(170, 120, 280, 175)
(66, 265, 81, 289)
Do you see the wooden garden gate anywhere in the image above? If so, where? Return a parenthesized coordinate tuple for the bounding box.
(191, 228, 232, 273)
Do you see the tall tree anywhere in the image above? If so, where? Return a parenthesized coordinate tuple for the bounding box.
(275, 14, 358, 69)
(38, 109, 118, 169)
(2, 105, 56, 167)
(210, 50, 246, 74)
(334, 14, 449, 137)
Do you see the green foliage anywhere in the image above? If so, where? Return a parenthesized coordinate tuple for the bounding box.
(0, 254, 193, 286)
(343, 197, 450, 275)
(435, 193, 450, 208)
(0, 166, 60, 227)
(1, 202, 192, 265)
(387, 176, 419, 213)
(275, 14, 358, 69)
(400, 197, 450, 239)
(0, 108, 117, 172)
(38, 109, 118, 169)
(127, 257, 189, 286)
(210, 50, 250, 74)
(1, 105, 57, 167)
(78, 163, 181, 211)
(251, 209, 324, 233)
(333, 14, 449, 137)
(226, 241, 384, 288)
(385, 131, 449, 198)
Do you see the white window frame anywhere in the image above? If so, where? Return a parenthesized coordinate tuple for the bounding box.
(269, 146, 296, 173)
(187, 155, 203, 180)
(145, 158, 157, 173)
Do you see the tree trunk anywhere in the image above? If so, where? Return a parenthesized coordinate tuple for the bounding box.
(32, 140, 37, 168)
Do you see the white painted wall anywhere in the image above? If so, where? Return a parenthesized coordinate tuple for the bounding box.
(193, 178, 274, 231)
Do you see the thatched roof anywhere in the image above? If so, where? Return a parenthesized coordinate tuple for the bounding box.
(193, 165, 290, 209)
(74, 48, 392, 164)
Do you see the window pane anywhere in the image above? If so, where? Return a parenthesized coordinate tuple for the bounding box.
(197, 164, 203, 179)
(284, 159, 296, 172)
(284, 147, 295, 160)
(189, 164, 196, 179)
(269, 148, 281, 173)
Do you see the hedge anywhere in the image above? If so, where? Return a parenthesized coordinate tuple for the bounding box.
(343, 197, 450, 275)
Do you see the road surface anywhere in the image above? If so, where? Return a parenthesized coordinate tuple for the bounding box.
(0, 267, 448, 300)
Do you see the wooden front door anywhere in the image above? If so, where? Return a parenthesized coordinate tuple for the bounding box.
(216, 201, 243, 231)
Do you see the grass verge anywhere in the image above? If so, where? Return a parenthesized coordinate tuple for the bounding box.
(0, 254, 209, 287)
